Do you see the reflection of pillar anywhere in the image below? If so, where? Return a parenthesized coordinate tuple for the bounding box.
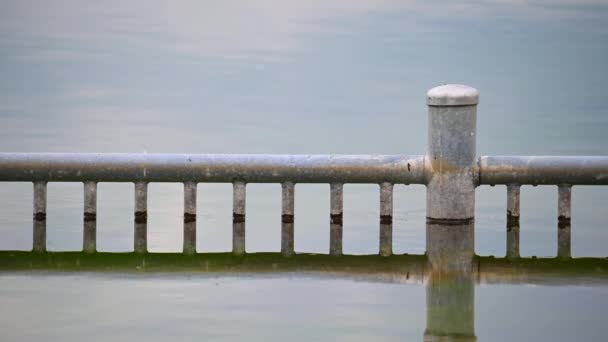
(425, 272, 476, 342)
(425, 221, 476, 342)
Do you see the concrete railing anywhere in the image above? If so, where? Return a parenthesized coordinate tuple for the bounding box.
(1, 84, 607, 257)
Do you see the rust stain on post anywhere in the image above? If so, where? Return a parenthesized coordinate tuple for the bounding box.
(33, 212, 46, 221)
(281, 214, 294, 224)
(232, 213, 245, 223)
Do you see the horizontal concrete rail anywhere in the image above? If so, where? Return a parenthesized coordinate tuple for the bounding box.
(3, 153, 608, 186)
(0, 153, 425, 184)
(479, 156, 608, 185)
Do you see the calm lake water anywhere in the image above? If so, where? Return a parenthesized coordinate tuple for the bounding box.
(1, 1, 608, 340)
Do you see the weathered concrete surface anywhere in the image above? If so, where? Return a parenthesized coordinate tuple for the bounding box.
(379, 182, 393, 256)
(329, 183, 343, 256)
(506, 184, 521, 259)
(83, 181, 97, 253)
(426, 222, 475, 275)
(558, 185, 572, 259)
(479, 156, 608, 185)
(0, 153, 425, 184)
(426, 85, 478, 222)
(232, 181, 246, 255)
(426, 84, 479, 106)
(281, 182, 295, 256)
(32, 181, 47, 252)
(183, 182, 197, 255)
(134, 182, 148, 253)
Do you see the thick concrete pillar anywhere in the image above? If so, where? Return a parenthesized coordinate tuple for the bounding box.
(426, 84, 479, 224)
(426, 222, 475, 274)
(424, 85, 478, 340)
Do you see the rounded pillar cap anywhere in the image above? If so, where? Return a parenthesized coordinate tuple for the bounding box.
(427, 84, 479, 106)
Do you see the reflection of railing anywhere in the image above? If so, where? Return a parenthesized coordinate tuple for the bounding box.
(0, 84, 607, 257)
(1, 252, 606, 284)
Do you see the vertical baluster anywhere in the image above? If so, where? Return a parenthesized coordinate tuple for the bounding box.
(183, 182, 197, 255)
(83, 181, 97, 253)
(32, 181, 47, 252)
(379, 182, 393, 256)
(232, 181, 246, 255)
(330, 183, 343, 256)
(134, 182, 148, 253)
(506, 184, 520, 259)
(558, 184, 572, 259)
(281, 182, 295, 256)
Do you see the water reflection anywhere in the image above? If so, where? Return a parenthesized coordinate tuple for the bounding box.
(425, 273, 475, 341)
(425, 222, 476, 341)
(2, 239, 608, 341)
(8, 221, 606, 340)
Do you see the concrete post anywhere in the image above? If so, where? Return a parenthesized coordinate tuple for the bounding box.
(557, 184, 572, 259)
(281, 182, 295, 256)
(32, 181, 47, 252)
(183, 182, 197, 255)
(506, 184, 520, 259)
(134, 182, 148, 253)
(426, 222, 475, 274)
(329, 183, 343, 256)
(379, 182, 393, 256)
(83, 181, 97, 253)
(426, 84, 479, 224)
(232, 181, 246, 255)
(425, 84, 478, 273)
